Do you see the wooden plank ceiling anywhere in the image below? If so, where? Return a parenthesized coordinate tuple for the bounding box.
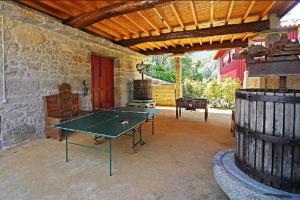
(17, 0, 297, 55)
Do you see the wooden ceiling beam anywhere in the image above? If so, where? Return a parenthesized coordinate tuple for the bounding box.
(55, 1, 84, 13)
(161, 42, 169, 48)
(210, 0, 214, 27)
(190, 1, 198, 28)
(17, 0, 70, 19)
(167, 41, 176, 48)
(242, 1, 255, 22)
(38, 1, 76, 16)
(260, 1, 276, 20)
(153, 8, 172, 32)
(170, 4, 184, 30)
(64, 0, 176, 29)
(178, 41, 185, 47)
(137, 11, 160, 33)
(157, 13, 261, 34)
(149, 42, 161, 49)
(130, 46, 140, 51)
(123, 15, 150, 36)
(220, 35, 224, 43)
(104, 19, 132, 39)
(225, 0, 235, 24)
(188, 39, 193, 47)
(279, 0, 298, 18)
(85, 26, 114, 40)
(117, 20, 270, 47)
(135, 44, 147, 51)
(242, 33, 249, 41)
(230, 35, 236, 42)
(110, 17, 140, 37)
(94, 23, 123, 40)
(140, 40, 248, 55)
(210, 37, 213, 44)
(144, 43, 154, 50)
(199, 38, 202, 45)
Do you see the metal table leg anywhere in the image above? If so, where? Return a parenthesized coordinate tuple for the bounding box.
(139, 124, 145, 145)
(132, 130, 135, 148)
(152, 116, 154, 135)
(109, 138, 112, 176)
(65, 131, 69, 162)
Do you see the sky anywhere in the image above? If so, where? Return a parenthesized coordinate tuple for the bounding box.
(281, 2, 300, 26)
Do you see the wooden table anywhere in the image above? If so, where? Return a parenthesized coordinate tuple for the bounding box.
(176, 97, 208, 121)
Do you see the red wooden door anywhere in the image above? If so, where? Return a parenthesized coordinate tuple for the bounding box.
(91, 54, 114, 110)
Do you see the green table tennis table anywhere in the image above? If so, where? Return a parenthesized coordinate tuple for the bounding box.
(52, 107, 160, 176)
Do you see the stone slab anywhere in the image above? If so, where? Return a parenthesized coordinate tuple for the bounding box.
(213, 150, 300, 200)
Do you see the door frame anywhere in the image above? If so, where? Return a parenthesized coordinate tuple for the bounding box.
(91, 53, 115, 109)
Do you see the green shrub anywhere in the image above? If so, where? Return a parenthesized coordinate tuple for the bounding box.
(204, 79, 222, 103)
(183, 79, 206, 98)
(221, 77, 241, 108)
(204, 78, 240, 109)
(182, 78, 240, 109)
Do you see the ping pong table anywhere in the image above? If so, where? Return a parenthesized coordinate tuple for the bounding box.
(52, 107, 160, 176)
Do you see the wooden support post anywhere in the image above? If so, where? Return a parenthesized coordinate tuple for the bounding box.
(175, 57, 182, 98)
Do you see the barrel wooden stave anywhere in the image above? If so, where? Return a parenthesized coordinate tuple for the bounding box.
(133, 80, 152, 100)
(235, 89, 300, 194)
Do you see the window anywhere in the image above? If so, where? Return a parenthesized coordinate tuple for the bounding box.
(222, 53, 230, 66)
(230, 49, 235, 59)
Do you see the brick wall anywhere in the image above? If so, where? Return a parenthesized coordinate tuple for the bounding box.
(0, 1, 145, 150)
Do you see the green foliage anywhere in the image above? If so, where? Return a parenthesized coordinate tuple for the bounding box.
(183, 78, 206, 98)
(221, 77, 241, 108)
(204, 79, 222, 102)
(145, 55, 175, 83)
(204, 78, 240, 109)
(144, 54, 240, 109)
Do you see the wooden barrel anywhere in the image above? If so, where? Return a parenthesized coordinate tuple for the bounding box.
(133, 80, 152, 100)
(235, 89, 300, 194)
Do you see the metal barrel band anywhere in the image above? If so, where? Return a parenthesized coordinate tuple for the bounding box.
(235, 124, 300, 146)
(236, 88, 300, 93)
(235, 92, 300, 103)
(234, 156, 300, 189)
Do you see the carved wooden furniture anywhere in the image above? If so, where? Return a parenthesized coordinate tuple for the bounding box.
(44, 83, 81, 141)
(176, 97, 208, 121)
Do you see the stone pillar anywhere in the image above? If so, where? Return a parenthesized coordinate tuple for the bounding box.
(265, 13, 281, 47)
(175, 57, 182, 98)
(243, 70, 248, 89)
(246, 37, 259, 88)
(263, 13, 281, 89)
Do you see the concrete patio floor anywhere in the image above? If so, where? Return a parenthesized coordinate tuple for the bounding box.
(0, 107, 233, 200)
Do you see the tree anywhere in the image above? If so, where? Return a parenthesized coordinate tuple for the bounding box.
(145, 55, 175, 83)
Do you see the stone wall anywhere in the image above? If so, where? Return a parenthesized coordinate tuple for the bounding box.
(152, 84, 176, 106)
(0, 1, 145, 150)
(247, 76, 300, 89)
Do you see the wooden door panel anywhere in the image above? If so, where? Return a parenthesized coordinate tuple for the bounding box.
(101, 57, 114, 109)
(91, 54, 114, 110)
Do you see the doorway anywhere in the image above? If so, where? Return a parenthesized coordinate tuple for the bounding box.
(91, 54, 114, 110)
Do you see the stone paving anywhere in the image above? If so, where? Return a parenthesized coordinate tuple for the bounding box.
(0, 108, 232, 200)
